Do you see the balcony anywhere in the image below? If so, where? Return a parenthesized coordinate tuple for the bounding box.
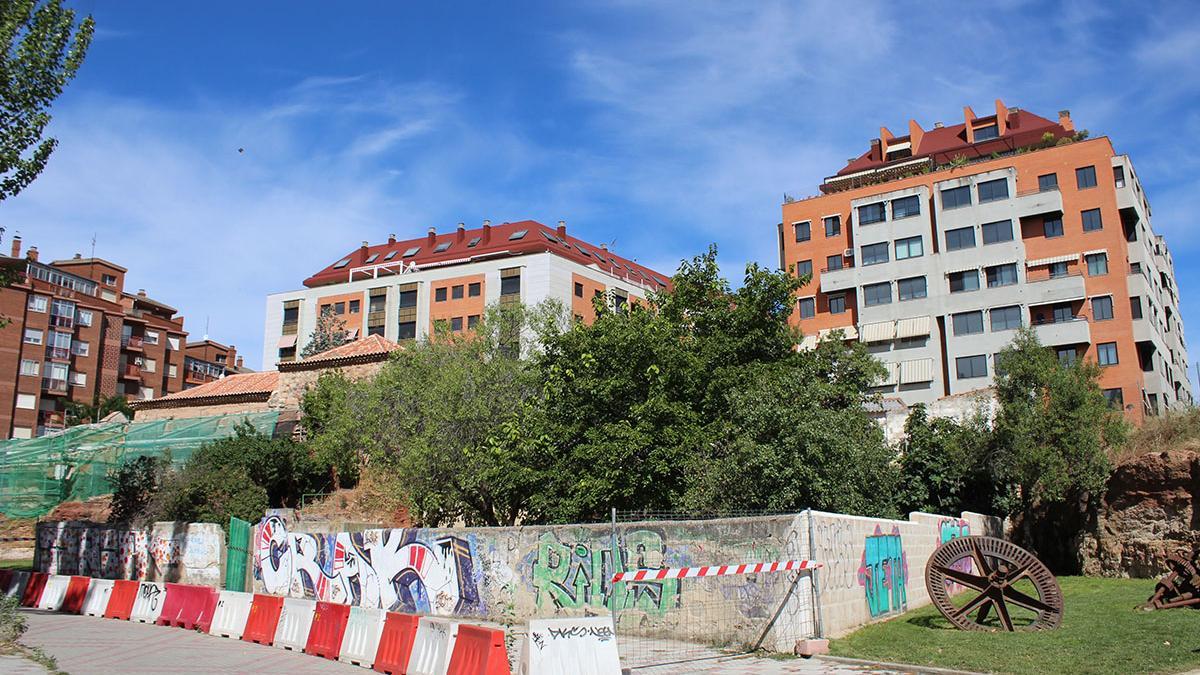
(49, 314, 74, 329)
(45, 346, 70, 361)
(122, 335, 144, 351)
(42, 378, 68, 394)
(1032, 317, 1090, 346)
(1014, 186, 1063, 218)
(1026, 272, 1086, 304)
(38, 410, 65, 429)
(819, 265, 859, 293)
(121, 364, 142, 380)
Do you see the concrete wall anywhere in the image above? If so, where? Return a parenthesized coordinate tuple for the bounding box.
(252, 508, 1003, 646)
(34, 520, 225, 587)
(133, 400, 273, 422)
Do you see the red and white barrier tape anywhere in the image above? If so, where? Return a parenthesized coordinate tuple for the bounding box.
(611, 559, 822, 583)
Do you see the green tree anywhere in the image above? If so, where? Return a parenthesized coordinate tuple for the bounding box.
(990, 327, 1126, 515)
(1, 0, 95, 201)
(300, 305, 348, 358)
(897, 404, 992, 515)
(65, 394, 132, 427)
(106, 455, 167, 525)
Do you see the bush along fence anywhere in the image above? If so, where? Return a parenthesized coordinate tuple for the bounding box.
(34, 508, 1003, 649)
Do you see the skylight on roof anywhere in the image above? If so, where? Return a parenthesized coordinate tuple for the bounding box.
(434, 241, 451, 252)
(577, 247, 593, 257)
(365, 254, 379, 264)
(402, 247, 421, 257)
(333, 258, 351, 269)
(384, 251, 398, 261)
(540, 231, 557, 243)
(467, 237, 481, 247)
(509, 230, 528, 241)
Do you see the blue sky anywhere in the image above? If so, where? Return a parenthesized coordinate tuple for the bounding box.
(5, 1, 1200, 375)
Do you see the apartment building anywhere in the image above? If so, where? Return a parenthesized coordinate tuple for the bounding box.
(183, 339, 250, 390)
(780, 100, 1190, 422)
(262, 219, 669, 368)
(0, 239, 235, 439)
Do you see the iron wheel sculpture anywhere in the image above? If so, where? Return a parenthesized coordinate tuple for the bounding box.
(925, 535, 1063, 631)
(1142, 543, 1200, 610)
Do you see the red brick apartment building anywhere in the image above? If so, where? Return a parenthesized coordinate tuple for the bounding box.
(0, 239, 242, 439)
(780, 100, 1189, 423)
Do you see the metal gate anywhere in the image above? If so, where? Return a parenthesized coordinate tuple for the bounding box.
(224, 516, 251, 591)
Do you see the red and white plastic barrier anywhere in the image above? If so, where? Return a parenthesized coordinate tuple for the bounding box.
(610, 559, 822, 583)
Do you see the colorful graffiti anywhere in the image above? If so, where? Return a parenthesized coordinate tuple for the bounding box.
(938, 518, 972, 592)
(530, 530, 680, 616)
(35, 522, 221, 583)
(857, 525, 907, 618)
(254, 516, 485, 616)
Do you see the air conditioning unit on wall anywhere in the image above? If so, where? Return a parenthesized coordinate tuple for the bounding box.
(843, 249, 854, 258)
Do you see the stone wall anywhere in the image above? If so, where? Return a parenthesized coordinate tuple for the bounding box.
(34, 520, 225, 587)
(252, 508, 1002, 644)
(268, 360, 388, 410)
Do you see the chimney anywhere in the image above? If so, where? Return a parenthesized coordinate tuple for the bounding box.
(482, 219, 492, 245)
(1058, 109, 1074, 133)
(387, 233, 396, 245)
(236, 356, 243, 369)
(456, 222, 466, 243)
(137, 288, 146, 296)
(426, 227, 436, 246)
(27, 246, 37, 262)
(934, 121, 944, 128)
(73, 253, 82, 259)
(600, 243, 608, 251)
(556, 220, 567, 239)
(10, 235, 20, 258)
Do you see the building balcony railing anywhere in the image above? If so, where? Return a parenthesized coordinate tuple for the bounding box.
(1025, 272, 1086, 304)
(45, 346, 70, 361)
(42, 378, 68, 394)
(1031, 316, 1090, 347)
(122, 364, 142, 380)
(49, 314, 74, 329)
(122, 335, 144, 350)
(38, 410, 65, 429)
(1013, 184, 1063, 218)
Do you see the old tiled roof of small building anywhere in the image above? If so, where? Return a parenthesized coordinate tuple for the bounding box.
(131, 371, 279, 409)
(278, 334, 401, 371)
(303, 219, 671, 291)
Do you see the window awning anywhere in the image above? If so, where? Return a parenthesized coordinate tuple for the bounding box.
(944, 265, 979, 276)
(1082, 248, 1107, 257)
(277, 335, 297, 349)
(1026, 253, 1079, 268)
(877, 362, 900, 386)
(860, 321, 896, 343)
(900, 358, 934, 384)
(797, 335, 819, 351)
(895, 315, 931, 338)
(345, 328, 359, 340)
(818, 325, 859, 341)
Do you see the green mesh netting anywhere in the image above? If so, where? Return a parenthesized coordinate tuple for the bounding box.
(0, 411, 280, 519)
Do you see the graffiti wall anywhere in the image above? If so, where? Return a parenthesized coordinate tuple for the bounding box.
(35, 520, 224, 586)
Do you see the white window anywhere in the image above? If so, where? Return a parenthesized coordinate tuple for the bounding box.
(76, 309, 93, 327)
(101, 289, 117, 302)
(46, 363, 67, 381)
(144, 330, 160, 345)
(168, 364, 178, 378)
(23, 329, 43, 345)
(143, 358, 156, 373)
(19, 360, 39, 377)
(16, 394, 35, 410)
(71, 340, 89, 357)
(11, 427, 32, 440)
(69, 372, 87, 387)
(27, 295, 48, 312)
(139, 387, 154, 400)
(167, 336, 180, 351)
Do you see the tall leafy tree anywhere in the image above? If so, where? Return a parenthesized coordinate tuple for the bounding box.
(1, 0, 94, 201)
(64, 393, 132, 427)
(300, 305, 349, 358)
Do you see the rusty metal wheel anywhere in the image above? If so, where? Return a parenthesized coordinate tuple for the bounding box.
(925, 535, 1063, 631)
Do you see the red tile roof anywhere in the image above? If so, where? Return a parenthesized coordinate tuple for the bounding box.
(303, 220, 671, 291)
(832, 109, 1069, 181)
(278, 334, 401, 371)
(131, 371, 279, 409)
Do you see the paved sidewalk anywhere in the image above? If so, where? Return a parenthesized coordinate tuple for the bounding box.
(18, 610, 361, 674)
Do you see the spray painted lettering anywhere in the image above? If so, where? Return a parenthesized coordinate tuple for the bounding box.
(254, 516, 486, 616)
(530, 530, 679, 615)
(857, 525, 907, 618)
(938, 518, 972, 592)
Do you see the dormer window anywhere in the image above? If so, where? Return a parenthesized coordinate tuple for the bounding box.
(974, 124, 999, 141)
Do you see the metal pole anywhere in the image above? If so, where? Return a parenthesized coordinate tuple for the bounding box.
(610, 507, 620, 628)
(806, 508, 824, 638)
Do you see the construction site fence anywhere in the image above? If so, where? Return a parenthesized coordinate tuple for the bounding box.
(0, 411, 281, 519)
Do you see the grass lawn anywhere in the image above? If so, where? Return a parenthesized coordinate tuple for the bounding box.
(0, 560, 31, 570)
(830, 576, 1200, 675)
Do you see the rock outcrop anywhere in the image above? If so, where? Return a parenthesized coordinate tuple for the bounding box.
(1079, 450, 1199, 577)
